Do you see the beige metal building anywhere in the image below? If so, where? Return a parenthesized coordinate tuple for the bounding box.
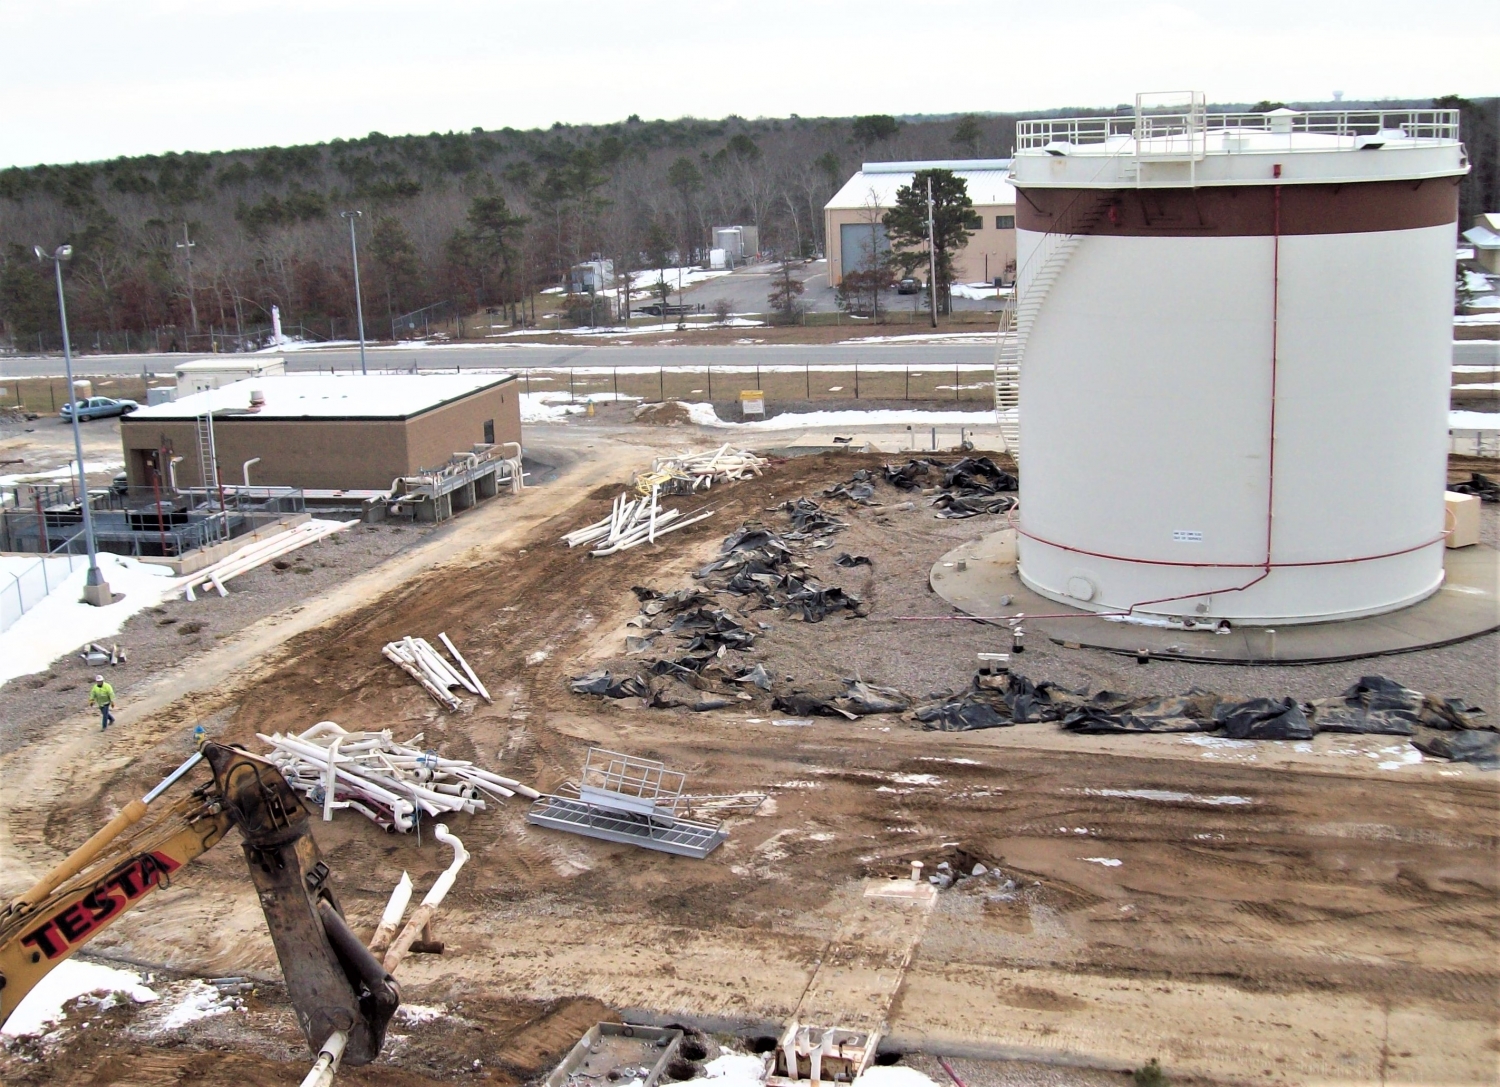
(824, 159, 1017, 287)
(121, 373, 522, 492)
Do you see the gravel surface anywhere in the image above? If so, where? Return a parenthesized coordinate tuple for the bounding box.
(605, 460, 1500, 715)
(0, 521, 438, 755)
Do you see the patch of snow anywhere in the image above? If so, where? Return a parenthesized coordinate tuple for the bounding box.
(684, 404, 1002, 431)
(159, 980, 232, 1029)
(1, 959, 157, 1037)
(0, 553, 177, 687)
(0, 459, 123, 488)
(493, 317, 764, 338)
(521, 391, 640, 423)
(1083, 857, 1123, 867)
(1181, 735, 1256, 750)
(395, 1003, 448, 1024)
(1083, 788, 1252, 806)
(919, 756, 982, 765)
(1454, 314, 1500, 325)
(1451, 410, 1500, 430)
(1466, 295, 1500, 311)
(131, 374, 512, 421)
(1375, 745, 1423, 771)
(704, 1053, 767, 1087)
(845, 331, 1000, 344)
(890, 773, 943, 785)
(854, 1066, 940, 1087)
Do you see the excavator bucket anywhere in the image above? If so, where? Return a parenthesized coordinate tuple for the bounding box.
(203, 743, 399, 1065)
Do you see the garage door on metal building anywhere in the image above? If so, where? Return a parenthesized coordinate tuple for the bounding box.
(840, 222, 890, 279)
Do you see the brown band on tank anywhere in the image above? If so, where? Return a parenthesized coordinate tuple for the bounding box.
(1015, 177, 1460, 236)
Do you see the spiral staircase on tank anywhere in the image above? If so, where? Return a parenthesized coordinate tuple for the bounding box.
(992, 193, 1110, 461)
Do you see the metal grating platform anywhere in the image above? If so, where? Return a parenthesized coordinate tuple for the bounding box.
(527, 795, 728, 859)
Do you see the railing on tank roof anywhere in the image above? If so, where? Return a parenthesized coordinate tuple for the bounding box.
(1017, 109, 1460, 150)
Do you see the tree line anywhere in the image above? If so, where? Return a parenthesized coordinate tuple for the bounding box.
(0, 112, 1018, 349)
(1, 97, 1491, 350)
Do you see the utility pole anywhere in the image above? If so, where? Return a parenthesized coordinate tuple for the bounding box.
(926, 177, 939, 329)
(176, 223, 198, 336)
(340, 211, 368, 375)
(35, 244, 110, 606)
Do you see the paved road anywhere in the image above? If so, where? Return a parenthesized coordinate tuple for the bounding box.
(0, 340, 1001, 379)
(8, 336, 1488, 381)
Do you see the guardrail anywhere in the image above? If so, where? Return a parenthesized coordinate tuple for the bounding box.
(1017, 109, 1460, 150)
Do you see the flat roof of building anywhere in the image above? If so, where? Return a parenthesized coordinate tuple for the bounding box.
(174, 357, 285, 373)
(128, 373, 515, 422)
(826, 161, 1016, 211)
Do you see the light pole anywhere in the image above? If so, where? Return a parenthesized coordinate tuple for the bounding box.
(340, 210, 368, 375)
(175, 223, 198, 337)
(925, 177, 939, 329)
(34, 244, 111, 606)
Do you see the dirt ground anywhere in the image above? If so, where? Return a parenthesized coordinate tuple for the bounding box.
(2, 436, 1497, 1086)
(0, 521, 438, 756)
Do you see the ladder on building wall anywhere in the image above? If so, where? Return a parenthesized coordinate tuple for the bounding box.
(993, 194, 1110, 461)
(194, 411, 221, 506)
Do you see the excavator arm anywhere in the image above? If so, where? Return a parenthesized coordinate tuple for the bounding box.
(0, 743, 398, 1065)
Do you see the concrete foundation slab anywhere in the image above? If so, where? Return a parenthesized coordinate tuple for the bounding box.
(929, 529, 1500, 664)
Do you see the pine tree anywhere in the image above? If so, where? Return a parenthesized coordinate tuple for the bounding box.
(882, 169, 974, 316)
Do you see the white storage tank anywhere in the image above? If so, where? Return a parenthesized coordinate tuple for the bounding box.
(1002, 94, 1467, 624)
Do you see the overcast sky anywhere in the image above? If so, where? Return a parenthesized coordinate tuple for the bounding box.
(3, 0, 1495, 169)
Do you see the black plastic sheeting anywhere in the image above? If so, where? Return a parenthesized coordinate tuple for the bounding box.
(573, 515, 871, 711)
(775, 498, 848, 538)
(1306, 675, 1480, 735)
(697, 526, 868, 622)
(914, 672, 1492, 763)
(774, 679, 910, 720)
(879, 457, 1018, 518)
(835, 553, 873, 568)
(1411, 729, 1500, 768)
(1448, 472, 1499, 503)
(823, 470, 879, 506)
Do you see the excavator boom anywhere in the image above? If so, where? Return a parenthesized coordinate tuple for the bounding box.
(0, 743, 398, 1066)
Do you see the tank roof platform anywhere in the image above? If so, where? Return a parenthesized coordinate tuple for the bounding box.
(929, 529, 1499, 665)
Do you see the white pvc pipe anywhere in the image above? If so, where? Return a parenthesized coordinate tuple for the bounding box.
(242, 457, 261, 486)
(300, 1030, 348, 1087)
(202, 520, 354, 592)
(422, 825, 469, 907)
(322, 736, 341, 823)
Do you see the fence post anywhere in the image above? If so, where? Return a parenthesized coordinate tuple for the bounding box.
(659, 367, 664, 402)
(526, 371, 531, 396)
(805, 365, 810, 400)
(955, 363, 960, 402)
(613, 367, 618, 398)
(905, 367, 909, 400)
(707, 366, 712, 401)
(569, 369, 575, 403)
(855, 362, 859, 400)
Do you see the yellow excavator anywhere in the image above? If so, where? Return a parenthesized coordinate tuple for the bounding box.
(0, 743, 401, 1070)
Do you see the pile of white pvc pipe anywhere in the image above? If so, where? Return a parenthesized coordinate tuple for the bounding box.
(647, 444, 766, 490)
(177, 518, 357, 601)
(560, 485, 714, 557)
(258, 720, 538, 833)
(382, 633, 491, 711)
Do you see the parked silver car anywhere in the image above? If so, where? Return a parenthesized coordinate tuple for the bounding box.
(60, 396, 139, 421)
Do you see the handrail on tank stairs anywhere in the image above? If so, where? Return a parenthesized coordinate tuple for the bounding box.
(992, 190, 1111, 460)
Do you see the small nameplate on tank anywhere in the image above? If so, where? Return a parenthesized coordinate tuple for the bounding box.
(1172, 530, 1204, 543)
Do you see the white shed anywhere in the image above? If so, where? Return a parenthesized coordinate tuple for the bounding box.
(175, 357, 286, 395)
